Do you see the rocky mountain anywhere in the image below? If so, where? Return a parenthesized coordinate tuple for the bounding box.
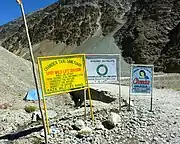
(0, 0, 180, 72)
(114, 0, 180, 72)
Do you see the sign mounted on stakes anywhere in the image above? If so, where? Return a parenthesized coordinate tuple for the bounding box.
(38, 54, 95, 133)
(85, 54, 122, 111)
(128, 64, 154, 111)
(38, 54, 88, 96)
(131, 65, 153, 95)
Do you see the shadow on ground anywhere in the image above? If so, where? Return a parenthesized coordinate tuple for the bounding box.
(0, 125, 43, 140)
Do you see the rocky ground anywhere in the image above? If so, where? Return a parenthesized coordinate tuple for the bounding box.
(0, 45, 180, 144)
(0, 84, 180, 144)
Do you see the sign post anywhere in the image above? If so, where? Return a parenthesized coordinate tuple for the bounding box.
(16, 0, 48, 143)
(37, 54, 95, 128)
(118, 55, 122, 111)
(129, 64, 154, 111)
(150, 66, 154, 112)
(84, 89, 87, 120)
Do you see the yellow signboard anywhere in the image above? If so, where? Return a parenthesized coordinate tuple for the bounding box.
(38, 54, 88, 96)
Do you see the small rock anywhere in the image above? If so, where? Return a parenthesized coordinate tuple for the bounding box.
(166, 139, 170, 142)
(47, 110, 57, 119)
(139, 139, 146, 142)
(173, 121, 177, 124)
(33, 132, 44, 140)
(153, 137, 159, 142)
(69, 130, 78, 135)
(95, 123, 104, 130)
(40, 131, 51, 139)
(123, 99, 134, 107)
(170, 133, 176, 138)
(77, 127, 92, 137)
(108, 112, 120, 126)
(158, 133, 166, 138)
(126, 134, 132, 139)
(73, 119, 85, 130)
(102, 112, 120, 130)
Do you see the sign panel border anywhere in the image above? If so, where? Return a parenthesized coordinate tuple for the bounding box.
(37, 54, 88, 96)
(130, 64, 154, 96)
(85, 54, 120, 84)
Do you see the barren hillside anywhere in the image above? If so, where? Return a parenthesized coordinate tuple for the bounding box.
(0, 0, 179, 72)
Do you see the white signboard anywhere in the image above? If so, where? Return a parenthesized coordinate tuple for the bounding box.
(130, 65, 153, 96)
(86, 57, 119, 83)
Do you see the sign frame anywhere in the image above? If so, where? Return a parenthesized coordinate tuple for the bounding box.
(128, 64, 154, 111)
(130, 64, 154, 96)
(37, 54, 89, 97)
(85, 54, 120, 84)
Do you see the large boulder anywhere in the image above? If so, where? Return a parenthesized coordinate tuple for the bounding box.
(69, 88, 116, 107)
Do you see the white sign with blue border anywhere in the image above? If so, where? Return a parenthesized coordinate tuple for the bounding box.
(130, 64, 153, 95)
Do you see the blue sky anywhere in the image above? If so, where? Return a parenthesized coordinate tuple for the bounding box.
(0, 0, 58, 26)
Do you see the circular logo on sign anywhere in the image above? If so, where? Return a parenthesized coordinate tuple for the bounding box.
(96, 64, 108, 76)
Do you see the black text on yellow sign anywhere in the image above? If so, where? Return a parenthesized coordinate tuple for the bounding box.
(38, 54, 88, 96)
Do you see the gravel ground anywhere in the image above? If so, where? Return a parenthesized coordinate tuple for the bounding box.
(0, 85, 180, 144)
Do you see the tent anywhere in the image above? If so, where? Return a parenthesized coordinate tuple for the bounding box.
(24, 89, 43, 101)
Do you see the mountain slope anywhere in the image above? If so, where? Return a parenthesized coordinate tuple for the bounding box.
(0, 0, 131, 55)
(114, 0, 180, 72)
(0, 0, 180, 72)
(0, 46, 34, 107)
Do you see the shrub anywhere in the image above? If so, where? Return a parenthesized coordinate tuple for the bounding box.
(24, 105, 37, 113)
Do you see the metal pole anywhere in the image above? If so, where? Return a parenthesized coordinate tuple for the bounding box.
(118, 55, 121, 112)
(128, 65, 132, 111)
(84, 88, 87, 120)
(18, 2, 48, 143)
(83, 55, 94, 125)
(150, 66, 154, 112)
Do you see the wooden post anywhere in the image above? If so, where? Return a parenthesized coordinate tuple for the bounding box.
(17, 1, 48, 143)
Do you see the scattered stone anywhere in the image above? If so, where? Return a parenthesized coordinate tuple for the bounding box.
(153, 137, 159, 142)
(77, 127, 92, 138)
(139, 139, 146, 142)
(69, 130, 78, 135)
(102, 112, 120, 130)
(0, 103, 11, 109)
(173, 121, 177, 124)
(95, 123, 104, 130)
(108, 112, 121, 126)
(47, 110, 58, 119)
(73, 119, 85, 130)
(158, 133, 166, 138)
(170, 133, 176, 138)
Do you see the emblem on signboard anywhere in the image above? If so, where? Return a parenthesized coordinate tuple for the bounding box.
(139, 70, 149, 79)
(96, 64, 108, 76)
